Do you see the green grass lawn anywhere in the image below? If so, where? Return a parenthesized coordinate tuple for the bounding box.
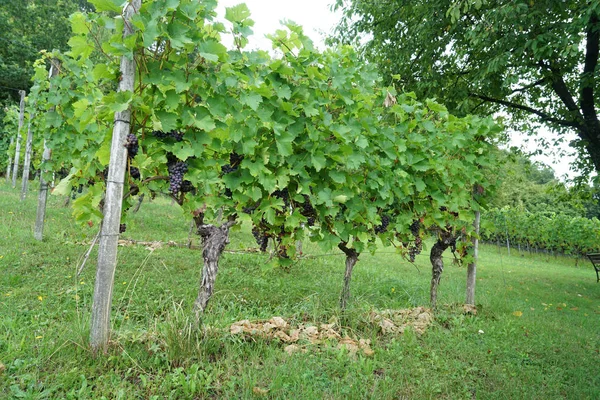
(1, 181, 599, 399)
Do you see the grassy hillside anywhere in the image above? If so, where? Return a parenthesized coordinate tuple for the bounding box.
(0, 182, 598, 399)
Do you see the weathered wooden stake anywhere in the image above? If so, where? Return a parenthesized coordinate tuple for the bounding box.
(90, 0, 140, 353)
(5, 137, 14, 183)
(20, 107, 36, 200)
(11, 90, 26, 188)
(466, 211, 480, 305)
(35, 62, 59, 241)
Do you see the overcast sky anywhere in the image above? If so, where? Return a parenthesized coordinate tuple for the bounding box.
(216, 0, 341, 50)
(215, 1, 575, 180)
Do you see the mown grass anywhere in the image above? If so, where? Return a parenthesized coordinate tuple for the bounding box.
(0, 181, 599, 399)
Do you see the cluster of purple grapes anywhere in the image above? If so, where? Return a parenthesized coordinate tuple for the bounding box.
(181, 180, 194, 193)
(119, 223, 127, 234)
(130, 167, 140, 180)
(221, 152, 243, 175)
(243, 202, 259, 214)
(168, 161, 188, 194)
(152, 130, 184, 142)
(299, 195, 316, 226)
(272, 189, 290, 207)
(374, 214, 391, 234)
(70, 184, 83, 199)
(408, 220, 422, 262)
(124, 133, 139, 157)
(252, 226, 269, 252)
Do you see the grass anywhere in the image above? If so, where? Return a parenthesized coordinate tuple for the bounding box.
(0, 181, 599, 399)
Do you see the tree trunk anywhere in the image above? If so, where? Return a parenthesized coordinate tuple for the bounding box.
(11, 90, 26, 188)
(34, 63, 59, 241)
(90, 0, 140, 354)
(466, 211, 480, 305)
(20, 108, 35, 200)
(193, 220, 236, 321)
(430, 230, 456, 309)
(338, 243, 359, 311)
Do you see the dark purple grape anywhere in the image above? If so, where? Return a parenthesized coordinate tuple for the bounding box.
(229, 152, 243, 166)
(119, 224, 127, 234)
(299, 195, 316, 226)
(272, 189, 290, 207)
(221, 164, 237, 174)
(374, 214, 391, 234)
(124, 134, 139, 158)
(152, 130, 184, 142)
(181, 180, 194, 193)
(167, 161, 188, 194)
(410, 220, 420, 236)
(168, 130, 184, 142)
(130, 167, 140, 180)
(243, 202, 259, 214)
(408, 236, 422, 262)
(252, 226, 269, 252)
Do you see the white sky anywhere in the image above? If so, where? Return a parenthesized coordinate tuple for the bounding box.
(215, 1, 577, 181)
(216, 0, 341, 50)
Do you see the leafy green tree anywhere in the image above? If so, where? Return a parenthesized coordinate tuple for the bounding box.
(334, 0, 600, 175)
(487, 148, 595, 217)
(0, 0, 92, 104)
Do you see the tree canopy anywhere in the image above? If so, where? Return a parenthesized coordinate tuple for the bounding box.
(0, 0, 92, 104)
(487, 148, 598, 217)
(334, 0, 600, 176)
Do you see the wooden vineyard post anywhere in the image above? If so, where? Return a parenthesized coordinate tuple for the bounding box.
(466, 210, 480, 305)
(90, 0, 140, 353)
(5, 137, 14, 183)
(34, 62, 59, 241)
(20, 106, 36, 200)
(11, 90, 26, 188)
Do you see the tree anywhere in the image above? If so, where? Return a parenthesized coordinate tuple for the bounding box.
(334, 0, 600, 175)
(0, 0, 93, 161)
(487, 148, 595, 217)
(0, 1, 92, 103)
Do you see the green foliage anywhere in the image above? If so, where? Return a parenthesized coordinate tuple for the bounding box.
(487, 148, 593, 217)
(0, 105, 20, 173)
(25, 0, 501, 264)
(334, 0, 600, 175)
(0, 0, 93, 107)
(481, 207, 600, 256)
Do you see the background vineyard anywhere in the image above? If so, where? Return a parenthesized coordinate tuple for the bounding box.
(481, 208, 600, 258)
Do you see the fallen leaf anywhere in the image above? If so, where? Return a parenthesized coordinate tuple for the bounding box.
(252, 387, 269, 395)
(513, 311, 523, 317)
(463, 304, 477, 315)
(284, 344, 301, 355)
(270, 317, 287, 328)
(274, 330, 291, 342)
